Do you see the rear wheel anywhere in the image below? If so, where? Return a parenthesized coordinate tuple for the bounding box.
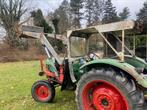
(31, 80, 55, 103)
(76, 68, 145, 110)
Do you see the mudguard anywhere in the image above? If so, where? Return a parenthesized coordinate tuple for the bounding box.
(80, 59, 147, 88)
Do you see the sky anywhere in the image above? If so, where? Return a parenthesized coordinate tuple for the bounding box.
(29, 0, 63, 14)
(112, 0, 146, 19)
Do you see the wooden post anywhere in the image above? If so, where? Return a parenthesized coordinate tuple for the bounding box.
(133, 35, 136, 55)
(146, 36, 147, 60)
(121, 30, 125, 62)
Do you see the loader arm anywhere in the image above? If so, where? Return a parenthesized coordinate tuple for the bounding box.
(19, 25, 64, 65)
(40, 34, 63, 65)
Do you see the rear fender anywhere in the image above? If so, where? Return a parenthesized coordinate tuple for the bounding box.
(80, 59, 147, 88)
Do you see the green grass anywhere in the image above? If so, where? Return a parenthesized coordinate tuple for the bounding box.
(0, 61, 76, 110)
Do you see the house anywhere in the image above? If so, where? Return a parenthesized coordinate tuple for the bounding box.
(0, 27, 6, 43)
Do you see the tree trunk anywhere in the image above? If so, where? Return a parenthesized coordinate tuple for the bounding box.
(5, 28, 19, 48)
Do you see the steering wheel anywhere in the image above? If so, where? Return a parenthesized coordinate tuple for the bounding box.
(87, 52, 101, 61)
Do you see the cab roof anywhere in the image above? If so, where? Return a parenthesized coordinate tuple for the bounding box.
(68, 20, 135, 37)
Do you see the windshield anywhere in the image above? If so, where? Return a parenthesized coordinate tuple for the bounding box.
(70, 36, 86, 57)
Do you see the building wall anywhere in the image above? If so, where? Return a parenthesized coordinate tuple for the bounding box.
(0, 27, 6, 42)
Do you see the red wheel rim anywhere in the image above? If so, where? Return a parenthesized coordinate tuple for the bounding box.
(82, 80, 130, 110)
(35, 85, 50, 101)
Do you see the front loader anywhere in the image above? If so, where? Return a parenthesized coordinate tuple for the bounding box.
(19, 20, 147, 110)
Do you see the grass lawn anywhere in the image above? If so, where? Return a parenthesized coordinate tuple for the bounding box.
(0, 61, 76, 110)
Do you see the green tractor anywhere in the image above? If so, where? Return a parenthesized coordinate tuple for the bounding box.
(20, 20, 147, 110)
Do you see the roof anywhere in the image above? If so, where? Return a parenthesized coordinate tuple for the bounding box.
(68, 20, 135, 37)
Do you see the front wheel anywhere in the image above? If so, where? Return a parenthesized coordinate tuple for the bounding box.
(31, 80, 55, 103)
(76, 69, 145, 110)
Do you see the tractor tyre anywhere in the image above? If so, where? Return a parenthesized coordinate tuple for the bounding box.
(76, 68, 145, 110)
(31, 80, 55, 103)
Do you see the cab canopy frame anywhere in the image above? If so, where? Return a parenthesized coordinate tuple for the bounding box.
(67, 20, 136, 62)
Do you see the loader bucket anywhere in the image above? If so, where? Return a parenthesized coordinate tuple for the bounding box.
(19, 25, 44, 39)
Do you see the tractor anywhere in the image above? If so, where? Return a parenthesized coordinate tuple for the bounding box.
(19, 20, 147, 110)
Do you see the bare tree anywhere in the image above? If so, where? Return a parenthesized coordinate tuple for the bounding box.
(0, 0, 28, 47)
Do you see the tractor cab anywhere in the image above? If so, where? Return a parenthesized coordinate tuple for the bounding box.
(66, 20, 147, 80)
(67, 21, 135, 62)
(67, 27, 100, 62)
